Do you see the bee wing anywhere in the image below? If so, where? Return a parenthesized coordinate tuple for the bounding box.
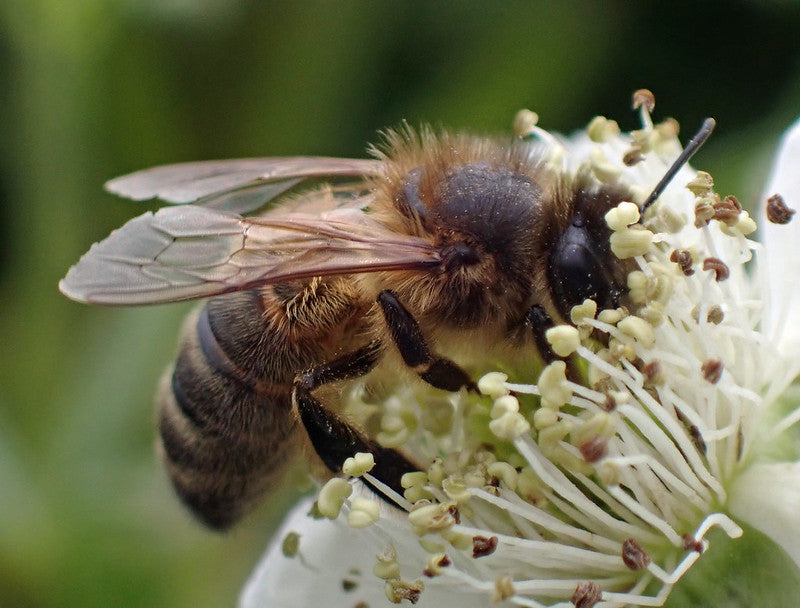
(59, 204, 440, 305)
(104, 157, 383, 212)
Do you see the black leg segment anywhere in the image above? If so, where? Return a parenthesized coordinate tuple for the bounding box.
(377, 290, 477, 392)
(293, 353, 419, 503)
(295, 339, 382, 393)
(524, 304, 559, 364)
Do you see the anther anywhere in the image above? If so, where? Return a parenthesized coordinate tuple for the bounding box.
(682, 534, 705, 553)
(385, 579, 424, 605)
(621, 538, 652, 570)
(422, 554, 451, 577)
(602, 393, 618, 412)
(623, 146, 645, 166)
(642, 360, 664, 386)
(472, 535, 499, 558)
(579, 436, 608, 463)
(632, 89, 656, 113)
(702, 257, 729, 281)
(701, 358, 723, 384)
(706, 305, 724, 324)
(513, 109, 539, 138)
(493, 575, 516, 602)
(694, 197, 716, 226)
(689, 424, 707, 455)
(572, 581, 602, 608)
(713, 195, 742, 226)
(670, 249, 695, 276)
(766, 193, 796, 224)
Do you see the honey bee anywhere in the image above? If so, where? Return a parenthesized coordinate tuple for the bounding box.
(60, 118, 714, 529)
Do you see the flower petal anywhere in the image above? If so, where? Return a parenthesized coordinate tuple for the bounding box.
(239, 498, 483, 608)
(728, 462, 800, 570)
(239, 498, 384, 608)
(759, 117, 800, 353)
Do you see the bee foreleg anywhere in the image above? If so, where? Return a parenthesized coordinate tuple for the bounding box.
(520, 305, 585, 381)
(292, 342, 420, 503)
(523, 304, 558, 363)
(377, 290, 478, 392)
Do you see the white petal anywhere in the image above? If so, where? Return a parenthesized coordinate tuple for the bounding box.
(239, 498, 484, 608)
(759, 117, 800, 353)
(728, 462, 800, 570)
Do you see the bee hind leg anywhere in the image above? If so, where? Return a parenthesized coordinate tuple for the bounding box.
(377, 289, 478, 392)
(293, 340, 420, 504)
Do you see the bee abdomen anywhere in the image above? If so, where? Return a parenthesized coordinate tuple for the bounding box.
(158, 292, 304, 529)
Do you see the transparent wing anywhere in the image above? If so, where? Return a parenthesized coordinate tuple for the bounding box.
(59, 204, 440, 305)
(104, 157, 384, 212)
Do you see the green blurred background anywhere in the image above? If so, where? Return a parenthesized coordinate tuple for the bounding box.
(3, 1, 800, 606)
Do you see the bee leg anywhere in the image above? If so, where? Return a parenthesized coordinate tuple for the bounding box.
(522, 304, 586, 381)
(523, 304, 558, 363)
(377, 289, 478, 392)
(293, 340, 419, 502)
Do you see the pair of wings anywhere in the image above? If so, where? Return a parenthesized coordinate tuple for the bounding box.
(59, 157, 442, 305)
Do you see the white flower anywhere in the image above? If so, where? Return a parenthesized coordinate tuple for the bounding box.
(240, 105, 800, 608)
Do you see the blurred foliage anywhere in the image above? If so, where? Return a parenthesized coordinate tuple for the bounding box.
(1, 1, 800, 606)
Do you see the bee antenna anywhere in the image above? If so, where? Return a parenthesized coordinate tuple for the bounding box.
(640, 117, 716, 214)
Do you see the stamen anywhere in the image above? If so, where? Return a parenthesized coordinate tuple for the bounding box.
(311, 101, 799, 608)
(632, 89, 656, 129)
(702, 257, 730, 281)
(669, 249, 695, 275)
(472, 535, 498, 558)
(571, 581, 602, 608)
(621, 538, 652, 570)
(766, 193, 795, 224)
(700, 358, 724, 384)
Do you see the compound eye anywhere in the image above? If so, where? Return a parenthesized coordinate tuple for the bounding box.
(398, 167, 430, 226)
(548, 222, 619, 317)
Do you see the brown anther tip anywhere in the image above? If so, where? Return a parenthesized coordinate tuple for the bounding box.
(389, 580, 424, 604)
(642, 360, 664, 386)
(483, 484, 500, 497)
(713, 196, 742, 226)
(689, 424, 707, 455)
(725, 194, 742, 211)
(447, 504, 461, 524)
(701, 358, 723, 384)
(694, 199, 716, 227)
(670, 249, 695, 276)
(682, 534, 705, 553)
(602, 393, 617, 412)
(632, 89, 656, 112)
(706, 305, 724, 325)
(579, 436, 608, 463)
(341, 578, 358, 591)
(472, 535, 499, 558)
(767, 193, 796, 224)
(622, 146, 645, 166)
(572, 581, 602, 608)
(621, 538, 652, 570)
(702, 257, 729, 281)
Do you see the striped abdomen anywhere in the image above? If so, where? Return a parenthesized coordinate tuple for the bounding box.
(158, 281, 362, 529)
